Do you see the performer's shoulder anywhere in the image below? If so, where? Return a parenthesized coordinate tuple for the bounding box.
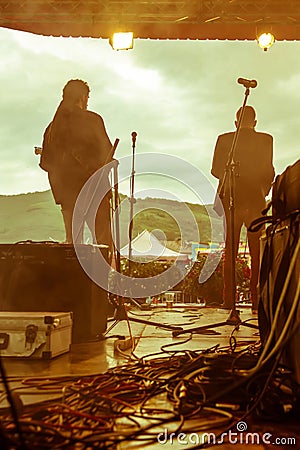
(85, 110, 104, 123)
(43, 121, 52, 135)
(217, 131, 235, 141)
(256, 131, 273, 141)
(220, 131, 234, 137)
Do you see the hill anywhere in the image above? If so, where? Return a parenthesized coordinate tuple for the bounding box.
(0, 190, 65, 243)
(0, 190, 224, 245)
(117, 196, 223, 246)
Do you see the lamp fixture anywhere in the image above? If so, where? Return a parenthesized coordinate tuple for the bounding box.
(257, 32, 275, 51)
(109, 32, 134, 50)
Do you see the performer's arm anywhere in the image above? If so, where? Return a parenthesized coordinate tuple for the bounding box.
(211, 135, 226, 179)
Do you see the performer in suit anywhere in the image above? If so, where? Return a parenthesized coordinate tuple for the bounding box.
(211, 105, 275, 311)
(40, 79, 114, 248)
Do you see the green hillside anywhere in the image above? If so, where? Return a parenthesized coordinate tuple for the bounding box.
(0, 190, 223, 245)
(120, 197, 221, 245)
(0, 191, 65, 243)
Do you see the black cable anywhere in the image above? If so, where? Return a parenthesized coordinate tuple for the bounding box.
(1, 341, 298, 448)
(0, 355, 27, 449)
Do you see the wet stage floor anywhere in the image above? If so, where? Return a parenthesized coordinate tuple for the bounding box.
(1, 304, 299, 449)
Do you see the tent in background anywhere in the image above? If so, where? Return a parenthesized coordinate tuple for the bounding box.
(120, 229, 187, 261)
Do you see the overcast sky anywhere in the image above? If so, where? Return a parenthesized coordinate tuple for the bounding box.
(0, 27, 299, 205)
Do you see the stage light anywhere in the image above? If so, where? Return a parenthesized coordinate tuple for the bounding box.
(109, 32, 134, 50)
(257, 32, 275, 51)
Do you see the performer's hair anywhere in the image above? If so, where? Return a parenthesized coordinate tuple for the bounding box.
(62, 79, 90, 104)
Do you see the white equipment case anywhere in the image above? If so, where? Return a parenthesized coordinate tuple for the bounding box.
(0, 311, 72, 359)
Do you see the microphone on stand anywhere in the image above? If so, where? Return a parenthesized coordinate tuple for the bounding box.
(237, 78, 258, 89)
(131, 131, 137, 146)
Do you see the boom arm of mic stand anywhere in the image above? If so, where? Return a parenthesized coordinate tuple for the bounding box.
(111, 158, 121, 272)
(222, 89, 250, 310)
(128, 137, 137, 268)
(209, 86, 253, 323)
(217, 88, 249, 200)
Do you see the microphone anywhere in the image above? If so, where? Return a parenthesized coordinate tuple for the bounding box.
(237, 78, 257, 89)
(131, 131, 137, 145)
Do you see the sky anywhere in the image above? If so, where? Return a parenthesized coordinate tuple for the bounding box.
(0, 27, 299, 205)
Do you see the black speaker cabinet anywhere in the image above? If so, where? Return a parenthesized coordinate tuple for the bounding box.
(0, 242, 109, 343)
(271, 158, 300, 219)
(259, 215, 300, 382)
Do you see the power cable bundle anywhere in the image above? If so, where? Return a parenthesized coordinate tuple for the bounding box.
(1, 335, 299, 449)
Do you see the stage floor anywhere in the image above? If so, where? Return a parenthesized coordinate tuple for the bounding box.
(1, 305, 299, 449)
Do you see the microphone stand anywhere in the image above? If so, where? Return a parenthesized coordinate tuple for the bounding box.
(172, 81, 258, 338)
(103, 133, 183, 336)
(128, 132, 137, 273)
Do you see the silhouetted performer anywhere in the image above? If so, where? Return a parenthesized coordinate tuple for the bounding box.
(211, 106, 275, 311)
(40, 79, 114, 248)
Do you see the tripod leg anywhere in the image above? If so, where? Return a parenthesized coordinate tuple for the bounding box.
(103, 319, 120, 335)
(172, 309, 258, 337)
(128, 316, 183, 331)
(173, 320, 229, 337)
(109, 298, 184, 331)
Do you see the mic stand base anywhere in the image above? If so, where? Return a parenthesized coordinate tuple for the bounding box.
(103, 296, 183, 336)
(226, 308, 242, 325)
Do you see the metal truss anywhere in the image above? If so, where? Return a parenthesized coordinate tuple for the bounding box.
(0, 0, 300, 39)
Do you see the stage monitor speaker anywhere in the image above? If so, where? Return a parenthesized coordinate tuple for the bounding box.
(259, 215, 300, 382)
(271, 158, 300, 219)
(0, 242, 109, 343)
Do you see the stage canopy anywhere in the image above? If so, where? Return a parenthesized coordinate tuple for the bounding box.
(0, 1, 300, 41)
(121, 229, 186, 261)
